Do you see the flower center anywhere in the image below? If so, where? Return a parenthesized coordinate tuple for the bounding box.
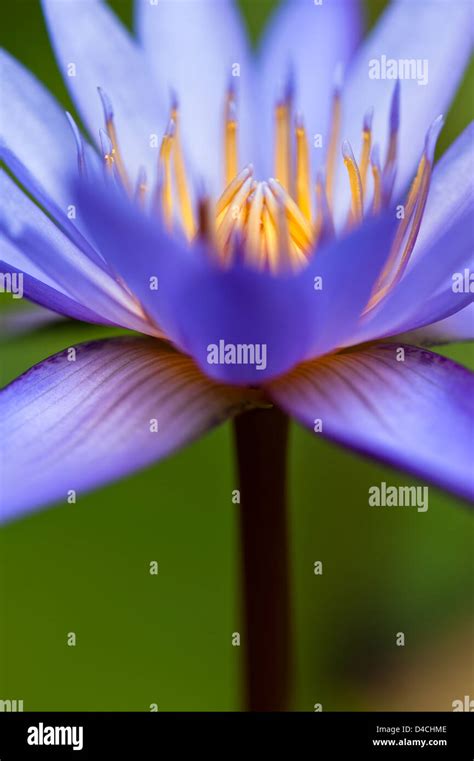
(80, 76, 442, 311)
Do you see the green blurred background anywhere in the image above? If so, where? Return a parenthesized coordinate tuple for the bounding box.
(1, 0, 473, 711)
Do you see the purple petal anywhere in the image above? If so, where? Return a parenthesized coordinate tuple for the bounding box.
(396, 304, 474, 346)
(304, 211, 398, 359)
(409, 122, 474, 269)
(0, 171, 152, 333)
(135, 0, 256, 192)
(350, 124, 474, 345)
(257, 0, 363, 178)
(76, 177, 397, 382)
(0, 49, 78, 209)
(268, 343, 474, 502)
(0, 337, 257, 523)
(0, 251, 116, 327)
(41, 0, 166, 183)
(384, 289, 473, 342)
(335, 0, 472, 221)
(352, 204, 473, 344)
(0, 142, 105, 269)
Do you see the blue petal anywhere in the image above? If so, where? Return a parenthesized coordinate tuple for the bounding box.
(355, 214, 473, 343)
(41, 0, 166, 184)
(0, 49, 78, 209)
(0, 141, 106, 270)
(135, 0, 256, 193)
(351, 124, 474, 343)
(334, 0, 473, 222)
(0, 337, 256, 523)
(0, 248, 115, 327)
(268, 343, 474, 503)
(395, 303, 474, 346)
(0, 171, 152, 333)
(410, 122, 474, 268)
(304, 212, 398, 359)
(257, 0, 363, 178)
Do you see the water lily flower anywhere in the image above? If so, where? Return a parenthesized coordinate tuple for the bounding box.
(1, 0, 473, 524)
(2, 0, 474, 714)
(1, 0, 473, 519)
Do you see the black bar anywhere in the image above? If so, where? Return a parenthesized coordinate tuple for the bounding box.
(0, 711, 472, 758)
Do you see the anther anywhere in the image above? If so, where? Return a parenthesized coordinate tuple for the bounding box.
(268, 179, 313, 252)
(99, 128, 114, 173)
(383, 80, 400, 179)
(216, 165, 254, 218)
(216, 174, 254, 258)
(359, 108, 373, 196)
(325, 64, 343, 207)
(274, 70, 294, 192)
(158, 118, 175, 229)
(169, 99, 196, 239)
(98, 87, 130, 191)
(314, 171, 335, 245)
(295, 114, 312, 222)
(224, 84, 238, 186)
(245, 181, 266, 266)
(365, 115, 444, 312)
(342, 140, 364, 225)
(370, 144, 382, 215)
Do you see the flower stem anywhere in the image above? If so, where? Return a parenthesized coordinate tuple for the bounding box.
(233, 405, 292, 711)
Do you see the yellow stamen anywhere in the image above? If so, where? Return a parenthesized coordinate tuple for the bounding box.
(365, 154, 429, 311)
(105, 117, 130, 191)
(170, 103, 196, 240)
(268, 179, 313, 253)
(216, 175, 254, 258)
(104, 153, 114, 171)
(394, 162, 431, 279)
(359, 111, 373, 196)
(325, 86, 342, 207)
(289, 240, 307, 267)
(371, 154, 382, 216)
(263, 182, 312, 267)
(378, 154, 426, 288)
(262, 202, 279, 272)
(342, 141, 364, 225)
(99, 129, 115, 175)
(295, 118, 312, 222)
(224, 88, 238, 186)
(314, 176, 324, 243)
(274, 101, 291, 192)
(158, 120, 175, 229)
(216, 165, 253, 218)
(130, 74, 435, 281)
(275, 194, 293, 270)
(245, 182, 266, 266)
(314, 173, 334, 245)
(384, 130, 398, 175)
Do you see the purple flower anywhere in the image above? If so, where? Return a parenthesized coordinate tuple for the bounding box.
(1, 0, 473, 522)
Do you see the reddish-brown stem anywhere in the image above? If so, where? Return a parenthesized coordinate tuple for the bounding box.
(233, 406, 292, 711)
